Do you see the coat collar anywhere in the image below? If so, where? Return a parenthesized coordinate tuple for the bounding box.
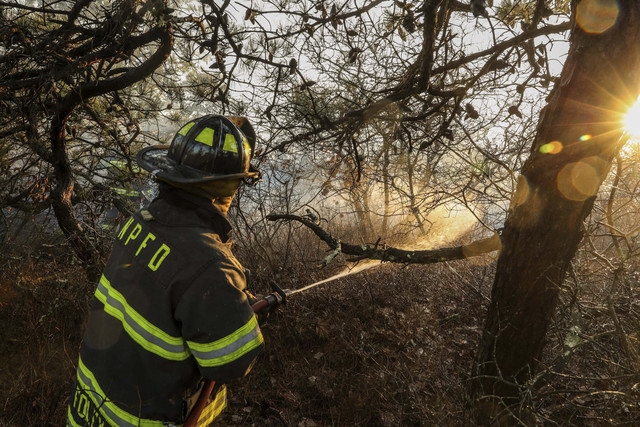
(148, 183, 233, 242)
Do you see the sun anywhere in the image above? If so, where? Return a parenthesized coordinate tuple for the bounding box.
(624, 97, 640, 137)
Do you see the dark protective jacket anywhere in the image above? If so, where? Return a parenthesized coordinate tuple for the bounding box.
(68, 184, 263, 426)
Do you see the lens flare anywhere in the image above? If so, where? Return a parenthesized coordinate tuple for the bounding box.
(579, 135, 592, 141)
(576, 0, 619, 34)
(540, 141, 563, 154)
(557, 156, 607, 201)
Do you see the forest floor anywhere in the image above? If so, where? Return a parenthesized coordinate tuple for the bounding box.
(1, 236, 639, 426)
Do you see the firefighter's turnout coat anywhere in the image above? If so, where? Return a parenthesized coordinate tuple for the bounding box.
(68, 184, 263, 426)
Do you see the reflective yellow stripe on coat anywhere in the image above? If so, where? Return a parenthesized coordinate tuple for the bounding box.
(187, 316, 263, 367)
(95, 275, 191, 361)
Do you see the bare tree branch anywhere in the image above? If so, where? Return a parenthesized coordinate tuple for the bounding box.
(266, 213, 501, 264)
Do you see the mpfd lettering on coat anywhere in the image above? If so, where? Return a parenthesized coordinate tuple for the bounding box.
(71, 388, 106, 427)
(117, 217, 171, 271)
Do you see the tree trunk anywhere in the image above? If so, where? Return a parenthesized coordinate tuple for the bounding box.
(406, 152, 427, 234)
(46, 22, 173, 282)
(471, 0, 640, 421)
(382, 135, 392, 236)
(349, 183, 375, 240)
(50, 117, 102, 282)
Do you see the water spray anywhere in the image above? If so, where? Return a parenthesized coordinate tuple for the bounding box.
(288, 261, 382, 296)
(251, 261, 382, 314)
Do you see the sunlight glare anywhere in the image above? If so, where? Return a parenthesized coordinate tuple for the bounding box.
(624, 98, 640, 137)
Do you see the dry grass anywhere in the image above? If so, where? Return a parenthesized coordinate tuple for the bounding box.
(219, 260, 493, 426)
(1, 227, 639, 426)
(0, 243, 92, 426)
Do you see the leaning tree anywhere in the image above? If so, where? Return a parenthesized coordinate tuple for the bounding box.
(471, 0, 640, 421)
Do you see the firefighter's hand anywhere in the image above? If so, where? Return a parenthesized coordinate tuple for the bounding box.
(244, 289, 259, 305)
(254, 304, 271, 326)
(244, 289, 270, 324)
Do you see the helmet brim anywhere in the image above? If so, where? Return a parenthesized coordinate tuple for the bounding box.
(137, 145, 260, 184)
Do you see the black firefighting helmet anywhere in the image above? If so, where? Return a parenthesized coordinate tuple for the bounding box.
(137, 115, 260, 185)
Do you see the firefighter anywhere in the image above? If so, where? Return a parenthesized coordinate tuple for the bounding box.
(68, 115, 263, 426)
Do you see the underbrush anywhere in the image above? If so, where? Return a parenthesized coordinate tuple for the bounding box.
(0, 243, 93, 426)
(532, 257, 640, 424)
(220, 261, 493, 426)
(1, 228, 639, 425)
